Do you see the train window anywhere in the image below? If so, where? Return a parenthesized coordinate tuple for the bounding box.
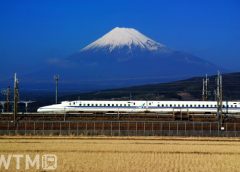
(202, 105, 205, 107)
(120, 104, 122, 106)
(79, 104, 81, 106)
(134, 103, 135, 105)
(170, 104, 172, 107)
(95, 104, 98, 106)
(162, 104, 164, 107)
(116, 104, 118, 107)
(69, 103, 71, 106)
(231, 105, 233, 107)
(206, 105, 208, 107)
(186, 105, 188, 107)
(124, 104, 126, 106)
(112, 104, 114, 106)
(83, 104, 85, 106)
(91, 104, 94, 106)
(235, 105, 237, 107)
(87, 104, 90, 106)
(158, 104, 160, 107)
(108, 104, 110, 106)
(100, 104, 102, 106)
(190, 105, 192, 107)
(104, 104, 106, 106)
(149, 103, 151, 105)
(128, 104, 130, 106)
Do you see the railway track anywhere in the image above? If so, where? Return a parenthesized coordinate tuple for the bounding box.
(0, 112, 239, 122)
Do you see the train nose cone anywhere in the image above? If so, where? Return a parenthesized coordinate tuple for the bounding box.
(37, 108, 42, 112)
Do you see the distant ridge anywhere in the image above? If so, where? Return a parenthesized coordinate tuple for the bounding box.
(60, 72, 240, 101)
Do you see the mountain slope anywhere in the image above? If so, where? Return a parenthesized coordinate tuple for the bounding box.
(64, 27, 221, 89)
(21, 27, 223, 91)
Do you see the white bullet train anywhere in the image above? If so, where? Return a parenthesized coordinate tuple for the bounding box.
(37, 100, 240, 114)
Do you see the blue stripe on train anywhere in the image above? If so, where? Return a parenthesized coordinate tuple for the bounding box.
(66, 106, 238, 109)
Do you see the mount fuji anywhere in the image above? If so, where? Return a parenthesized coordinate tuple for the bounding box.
(25, 27, 222, 90)
(81, 27, 166, 52)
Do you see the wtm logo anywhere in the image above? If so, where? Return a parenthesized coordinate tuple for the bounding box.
(0, 154, 57, 170)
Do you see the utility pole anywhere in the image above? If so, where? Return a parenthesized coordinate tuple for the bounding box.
(202, 74, 209, 101)
(54, 75, 59, 104)
(214, 89, 217, 101)
(129, 92, 132, 100)
(205, 74, 209, 101)
(202, 78, 205, 101)
(6, 86, 10, 112)
(13, 73, 19, 124)
(21, 101, 35, 113)
(216, 71, 223, 130)
(220, 73, 223, 128)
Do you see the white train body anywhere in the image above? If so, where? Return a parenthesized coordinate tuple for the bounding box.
(37, 100, 240, 114)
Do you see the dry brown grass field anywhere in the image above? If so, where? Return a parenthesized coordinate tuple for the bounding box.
(0, 136, 240, 172)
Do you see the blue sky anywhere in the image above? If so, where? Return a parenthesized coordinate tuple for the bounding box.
(0, 0, 240, 76)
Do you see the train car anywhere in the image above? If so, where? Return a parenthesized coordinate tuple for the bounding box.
(37, 100, 240, 114)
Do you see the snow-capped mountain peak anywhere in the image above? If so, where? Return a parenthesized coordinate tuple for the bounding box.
(81, 27, 166, 52)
